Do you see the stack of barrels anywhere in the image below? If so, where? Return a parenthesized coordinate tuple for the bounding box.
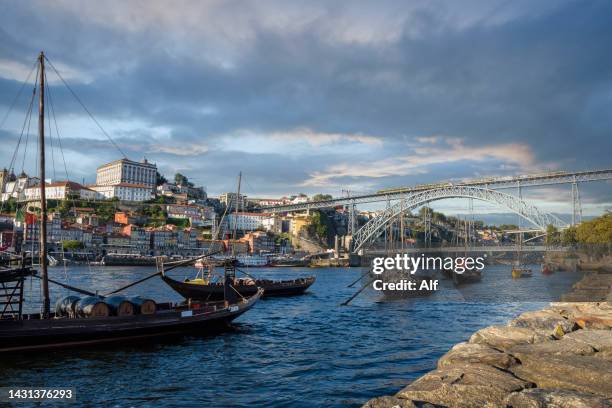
(55, 295, 157, 318)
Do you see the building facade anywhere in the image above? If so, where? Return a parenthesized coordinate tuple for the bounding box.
(96, 158, 157, 189)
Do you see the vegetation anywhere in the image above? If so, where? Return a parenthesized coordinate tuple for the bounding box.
(0, 197, 18, 213)
(546, 224, 560, 245)
(62, 240, 83, 250)
(174, 173, 194, 187)
(575, 213, 612, 244)
(156, 171, 168, 186)
(312, 193, 333, 202)
(308, 211, 328, 241)
(166, 217, 190, 228)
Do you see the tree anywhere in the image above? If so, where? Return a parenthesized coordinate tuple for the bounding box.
(561, 226, 578, 245)
(546, 224, 560, 245)
(575, 213, 612, 244)
(174, 173, 193, 187)
(62, 240, 83, 250)
(309, 211, 328, 241)
(312, 193, 333, 202)
(156, 171, 168, 186)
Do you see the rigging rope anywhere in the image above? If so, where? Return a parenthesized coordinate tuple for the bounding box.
(43, 56, 127, 159)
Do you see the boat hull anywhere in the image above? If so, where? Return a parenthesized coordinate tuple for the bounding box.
(0, 289, 263, 353)
(162, 275, 316, 300)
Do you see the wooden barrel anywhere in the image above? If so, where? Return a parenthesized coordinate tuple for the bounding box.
(75, 296, 110, 318)
(129, 296, 157, 315)
(54, 295, 80, 317)
(104, 295, 135, 316)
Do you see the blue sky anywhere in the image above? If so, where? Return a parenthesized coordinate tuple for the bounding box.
(0, 0, 610, 216)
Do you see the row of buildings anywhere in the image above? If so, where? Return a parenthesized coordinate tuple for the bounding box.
(12, 209, 280, 257)
(0, 158, 206, 203)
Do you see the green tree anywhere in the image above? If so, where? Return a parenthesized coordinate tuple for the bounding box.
(62, 240, 83, 250)
(561, 226, 578, 245)
(156, 171, 168, 186)
(546, 224, 560, 245)
(309, 211, 328, 241)
(174, 173, 193, 187)
(312, 193, 333, 202)
(576, 213, 612, 244)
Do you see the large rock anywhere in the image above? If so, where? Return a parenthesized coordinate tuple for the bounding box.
(469, 325, 549, 351)
(509, 353, 612, 397)
(505, 388, 612, 407)
(563, 330, 612, 353)
(396, 363, 533, 408)
(509, 338, 596, 358)
(509, 309, 577, 335)
(550, 302, 612, 329)
(437, 342, 518, 370)
(361, 396, 417, 408)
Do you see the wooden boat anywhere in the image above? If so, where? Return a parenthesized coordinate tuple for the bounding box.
(0, 276, 262, 353)
(0, 52, 263, 353)
(162, 273, 315, 300)
(512, 267, 533, 279)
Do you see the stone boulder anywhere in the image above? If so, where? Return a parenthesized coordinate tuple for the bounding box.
(509, 337, 596, 358)
(509, 353, 612, 397)
(396, 363, 533, 408)
(469, 325, 549, 351)
(437, 342, 518, 370)
(550, 302, 612, 329)
(361, 396, 417, 408)
(563, 330, 612, 354)
(509, 309, 577, 336)
(505, 388, 612, 407)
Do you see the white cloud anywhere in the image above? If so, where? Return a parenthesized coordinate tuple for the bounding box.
(302, 136, 539, 187)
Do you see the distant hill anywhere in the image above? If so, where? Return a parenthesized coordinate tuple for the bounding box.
(451, 213, 594, 227)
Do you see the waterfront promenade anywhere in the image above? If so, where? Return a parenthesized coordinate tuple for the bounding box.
(363, 272, 612, 407)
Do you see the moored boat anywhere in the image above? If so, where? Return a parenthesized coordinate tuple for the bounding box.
(162, 273, 315, 300)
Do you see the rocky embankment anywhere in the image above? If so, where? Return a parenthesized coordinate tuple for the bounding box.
(363, 272, 612, 408)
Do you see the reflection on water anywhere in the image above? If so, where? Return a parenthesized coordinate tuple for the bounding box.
(2, 264, 584, 407)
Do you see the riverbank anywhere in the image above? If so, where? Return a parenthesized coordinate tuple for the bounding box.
(363, 272, 612, 407)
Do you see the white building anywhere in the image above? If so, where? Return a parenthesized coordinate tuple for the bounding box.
(226, 212, 277, 232)
(24, 181, 100, 201)
(96, 158, 157, 189)
(91, 183, 152, 202)
(1, 173, 39, 202)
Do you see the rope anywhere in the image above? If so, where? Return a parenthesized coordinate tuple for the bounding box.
(44, 56, 127, 158)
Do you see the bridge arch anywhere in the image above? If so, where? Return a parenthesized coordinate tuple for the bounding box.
(351, 186, 566, 252)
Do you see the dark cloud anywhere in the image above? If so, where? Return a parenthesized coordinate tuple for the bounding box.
(0, 0, 610, 213)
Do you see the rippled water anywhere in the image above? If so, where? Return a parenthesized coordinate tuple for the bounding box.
(1, 264, 585, 407)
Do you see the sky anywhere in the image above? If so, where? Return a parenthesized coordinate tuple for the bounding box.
(0, 0, 610, 217)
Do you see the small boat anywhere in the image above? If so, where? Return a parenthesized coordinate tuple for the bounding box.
(541, 263, 554, 275)
(162, 259, 315, 300)
(512, 267, 533, 279)
(511, 231, 532, 278)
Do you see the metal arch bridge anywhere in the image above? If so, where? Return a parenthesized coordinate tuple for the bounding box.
(262, 168, 612, 213)
(351, 186, 567, 252)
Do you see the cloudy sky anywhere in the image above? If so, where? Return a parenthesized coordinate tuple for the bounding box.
(0, 0, 610, 216)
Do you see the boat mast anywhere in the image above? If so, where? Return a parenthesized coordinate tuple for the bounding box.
(38, 51, 50, 317)
(232, 171, 242, 243)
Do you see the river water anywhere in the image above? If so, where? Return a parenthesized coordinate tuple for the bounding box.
(1, 264, 585, 407)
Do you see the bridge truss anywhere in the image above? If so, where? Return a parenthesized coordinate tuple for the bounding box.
(263, 169, 612, 213)
(351, 186, 567, 252)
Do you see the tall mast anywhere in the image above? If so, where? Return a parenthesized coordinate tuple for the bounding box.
(38, 51, 50, 317)
(232, 171, 242, 243)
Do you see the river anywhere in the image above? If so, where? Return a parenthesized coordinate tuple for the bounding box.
(0, 264, 585, 407)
